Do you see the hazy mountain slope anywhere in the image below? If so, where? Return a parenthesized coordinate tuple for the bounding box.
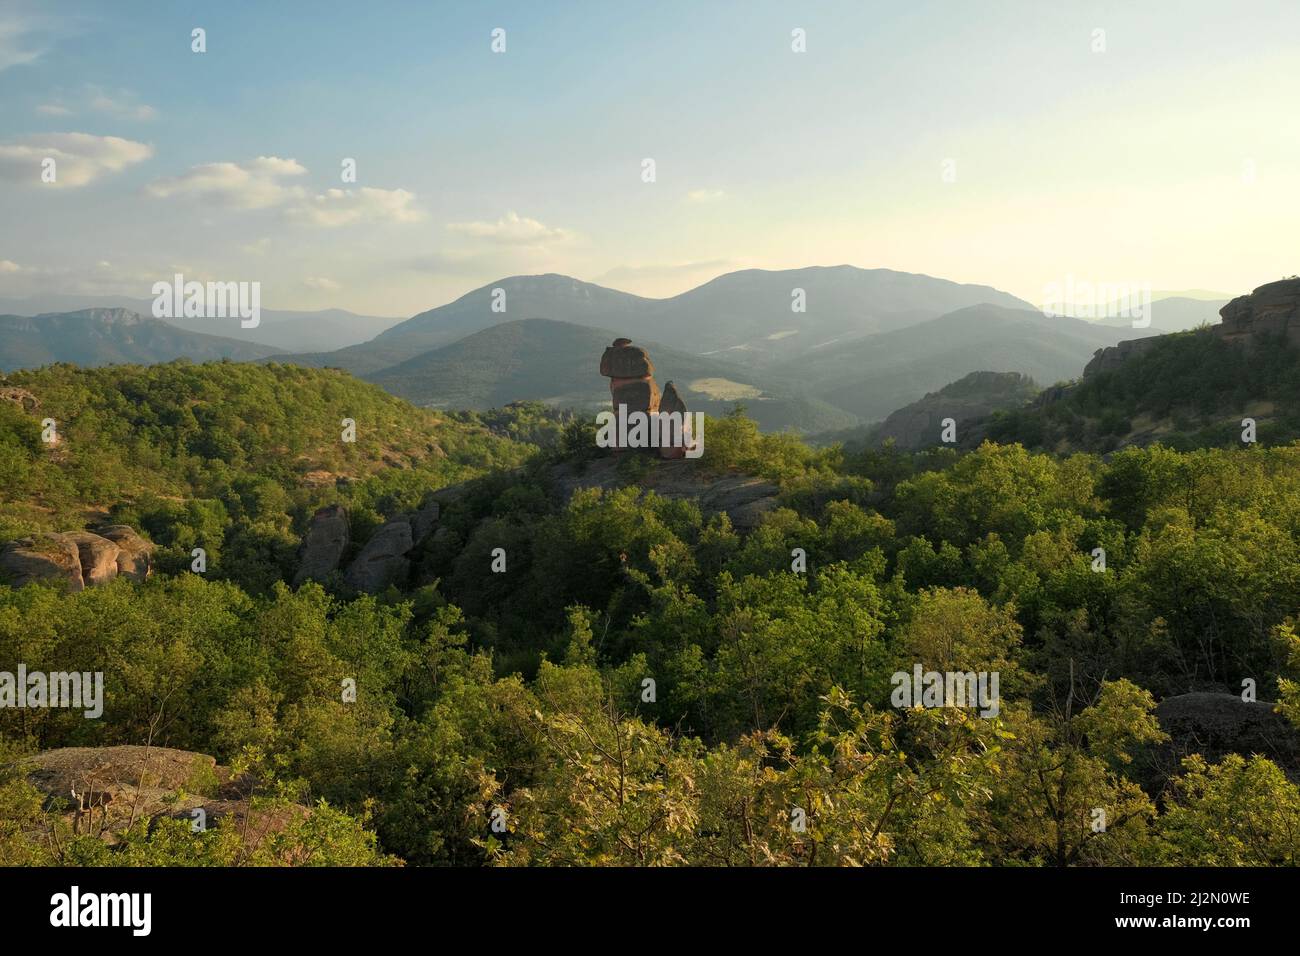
(650, 265, 1035, 364)
(770, 304, 1154, 422)
(1086, 295, 1230, 333)
(0, 309, 281, 371)
(365, 318, 859, 433)
(0, 294, 402, 352)
(872, 371, 1041, 450)
(279, 267, 1034, 375)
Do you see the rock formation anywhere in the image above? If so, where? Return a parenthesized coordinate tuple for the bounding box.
(19, 745, 307, 848)
(597, 339, 693, 457)
(0, 526, 153, 591)
(599, 338, 659, 450)
(1084, 278, 1300, 379)
(0, 533, 85, 591)
(64, 531, 122, 588)
(293, 504, 351, 586)
(317, 496, 442, 594)
(657, 381, 694, 460)
(95, 525, 154, 581)
(343, 519, 414, 593)
(1218, 277, 1300, 347)
(0, 386, 40, 412)
(1153, 691, 1300, 782)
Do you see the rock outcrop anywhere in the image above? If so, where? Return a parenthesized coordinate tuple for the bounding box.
(1218, 277, 1300, 347)
(597, 339, 694, 458)
(657, 381, 695, 460)
(293, 504, 350, 586)
(0, 386, 40, 412)
(549, 456, 779, 531)
(1153, 691, 1300, 781)
(333, 496, 441, 593)
(1083, 278, 1300, 380)
(95, 525, 154, 581)
(343, 519, 414, 593)
(64, 531, 122, 588)
(0, 526, 153, 591)
(600, 339, 659, 451)
(18, 745, 307, 848)
(0, 533, 85, 591)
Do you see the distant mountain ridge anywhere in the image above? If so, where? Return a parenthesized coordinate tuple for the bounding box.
(769, 303, 1156, 421)
(0, 309, 281, 372)
(278, 266, 1038, 374)
(365, 317, 860, 434)
(0, 294, 401, 352)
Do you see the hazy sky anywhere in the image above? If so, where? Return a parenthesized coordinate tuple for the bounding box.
(1, 0, 1297, 316)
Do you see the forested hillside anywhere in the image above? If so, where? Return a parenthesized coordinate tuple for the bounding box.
(987, 327, 1300, 452)
(4, 362, 1300, 867)
(0, 361, 537, 591)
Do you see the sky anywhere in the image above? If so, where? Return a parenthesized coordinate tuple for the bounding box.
(0, 0, 1298, 317)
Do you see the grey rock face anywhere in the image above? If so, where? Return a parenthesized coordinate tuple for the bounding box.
(293, 504, 350, 586)
(411, 499, 441, 546)
(343, 519, 414, 592)
(1155, 691, 1300, 781)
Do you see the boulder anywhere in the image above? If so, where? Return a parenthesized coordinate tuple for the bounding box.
(64, 532, 122, 587)
(0, 386, 40, 412)
(94, 525, 154, 581)
(411, 498, 441, 546)
(600, 342, 654, 379)
(343, 519, 414, 593)
(19, 745, 306, 849)
(657, 381, 692, 459)
(1154, 691, 1300, 781)
(0, 533, 84, 591)
(293, 504, 350, 586)
(610, 378, 660, 414)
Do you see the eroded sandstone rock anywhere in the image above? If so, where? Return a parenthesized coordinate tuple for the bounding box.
(64, 532, 122, 587)
(0, 533, 85, 591)
(293, 504, 350, 586)
(95, 525, 154, 582)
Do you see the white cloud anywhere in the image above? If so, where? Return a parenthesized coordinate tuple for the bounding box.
(687, 189, 726, 203)
(0, 259, 35, 274)
(446, 210, 571, 246)
(0, 16, 45, 72)
(35, 86, 157, 121)
(290, 187, 424, 227)
(596, 259, 739, 283)
(145, 156, 308, 209)
(86, 86, 157, 121)
(303, 276, 341, 291)
(0, 132, 153, 187)
(147, 159, 423, 227)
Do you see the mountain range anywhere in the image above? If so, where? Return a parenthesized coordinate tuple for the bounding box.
(365, 317, 859, 433)
(0, 294, 401, 353)
(0, 266, 1207, 431)
(0, 309, 281, 371)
